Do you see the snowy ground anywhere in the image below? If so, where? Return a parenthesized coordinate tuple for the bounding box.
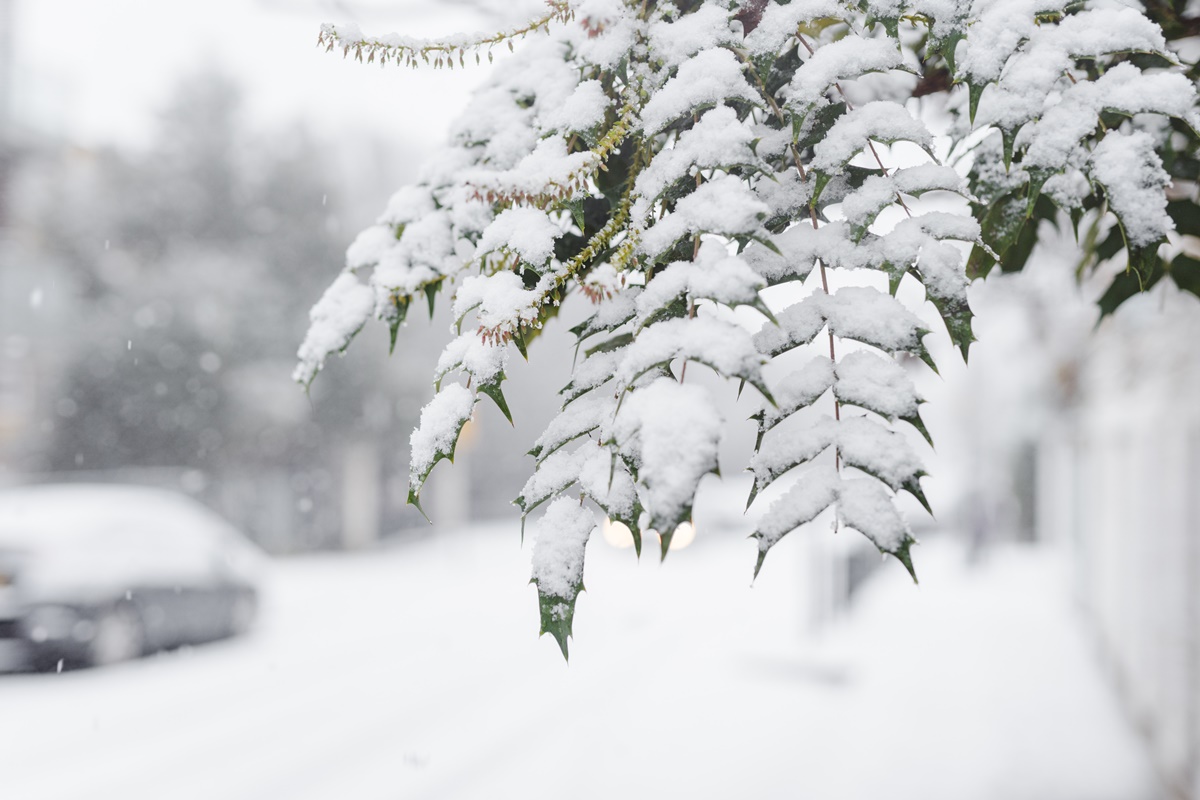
(0, 527, 1160, 800)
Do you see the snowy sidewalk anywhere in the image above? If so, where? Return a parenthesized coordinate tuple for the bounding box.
(0, 529, 1158, 800)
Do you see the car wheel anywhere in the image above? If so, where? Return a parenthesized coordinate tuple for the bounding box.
(87, 605, 144, 667)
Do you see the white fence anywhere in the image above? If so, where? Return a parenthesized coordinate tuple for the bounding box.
(1037, 297, 1200, 799)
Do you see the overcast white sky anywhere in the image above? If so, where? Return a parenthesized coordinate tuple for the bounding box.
(14, 0, 545, 150)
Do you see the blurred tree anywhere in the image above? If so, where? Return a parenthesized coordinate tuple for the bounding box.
(30, 70, 414, 548)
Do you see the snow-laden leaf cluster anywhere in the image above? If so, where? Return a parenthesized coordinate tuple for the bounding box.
(940, 0, 1200, 302)
(298, 0, 1198, 658)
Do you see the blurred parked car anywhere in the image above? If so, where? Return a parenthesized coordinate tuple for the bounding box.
(0, 484, 264, 671)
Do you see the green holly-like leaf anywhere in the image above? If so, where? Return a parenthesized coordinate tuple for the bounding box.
(586, 330, 635, 356)
(535, 579, 583, 660)
(1127, 240, 1165, 291)
(967, 78, 986, 125)
(1098, 254, 1164, 319)
(645, 477, 710, 557)
(593, 494, 645, 558)
(794, 102, 848, 151)
(1168, 199, 1200, 238)
(926, 292, 975, 362)
(931, 30, 965, 75)
(423, 279, 442, 319)
(752, 496, 835, 579)
(478, 376, 513, 425)
(750, 435, 836, 503)
(515, 472, 576, 519)
(1025, 169, 1051, 217)
(407, 388, 478, 516)
(385, 295, 411, 355)
(902, 410, 934, 447)
(967, 193, 1025, 279)
(512, 327, 529, 359)
(570, 300, 637, 345)
(1168, 253, 1200, 299)
(903, 475, 933, 516)
(1001, 127, 1017, 171)
(566, 197, 588, 234)
(619, 347, 775, 407)
(890, 536, 919, 584)
(841, 455, 931, 516)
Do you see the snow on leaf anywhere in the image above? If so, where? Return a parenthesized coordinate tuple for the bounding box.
(346, 225, 398, 270)
(573, 0, 638, 68)
(837, 477, 916, 579)
(743, 223, 853, 285)
(632, 265, 689, 328)
(530, 392, 615, 462)
(616, 315, 770, 399)
(515, 445, 587, 517)
(975, 8, 1170, 127)
(810, 101, 933, 177)
(373, 211, 459, 295)
(877, 213, 976, 299)
(639, 48, 761, 135)
(463, 135, 596, 206)
(755, 287, 929, 361)
(958, 0, 1067, 85)
(754, 169, 814, 228)
(611, 378, 722, 540)
(434, 332, 509, 390)
(635, 240, 766, 325)
(1022, 65, 1198, 173)
(570, 286, 641, 343)
(840, 176, 902, 241)
(639, 173, 769, 259)
(647, 4, 736, 69)
(893, 164, 969, 198)
(453, 272, 545, 334)
(408, 383, 477, 511)
(561, 345, 628, 405)
(753, 465, 840, 577)
(833, 350, 920, 422)
(749, 416, 838, 496)
(577, 446, 642, 554)
(633, 104, 759, 203)
(743, 0, 843, 56)
(537, 79, 610, 135)
(1089, 130, 1172, 251)
(784, 35, 906, 113)
(824, 287, 929, 355)
(970, 6, 1178, 133)
(475, 207, 563, 268)
(836, 416, 925, 507)
(293, 273, 376, 386)
(753, 293, 827, 357)
(379, 186, 437, 228)
(434, 332, 513, 422)
(1050, 6, 1169, 60)
(841, 166, 968, 240)
(531, 497, 596, 659)
(757, 356, 835, 436)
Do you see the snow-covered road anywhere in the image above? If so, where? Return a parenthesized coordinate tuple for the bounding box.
(0, 528, 1159, 800)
